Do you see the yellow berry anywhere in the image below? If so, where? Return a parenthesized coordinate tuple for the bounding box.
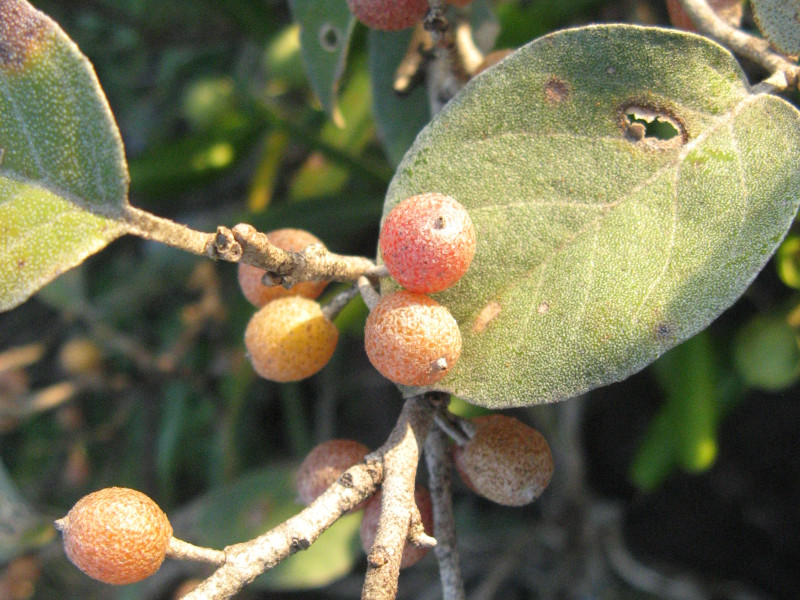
(365, 290, 461, 386)
(237, 228, 328, 307)
(245, 296, 339, 382)
(453, 415, 553, 506)
(56, 487, 172, 585)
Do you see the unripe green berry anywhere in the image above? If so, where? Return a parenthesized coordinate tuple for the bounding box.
(360, 487, 433, 569)
(346, 0, 429, 31)
(245, 296, 339, 382)
(296, 439, 371, 507)
(453, 415, 553, 506)
(380, 193, 476, 294)
(364, 290, 461, 386)
(237, 228, 328, 307)
(56, 487, 172, 585)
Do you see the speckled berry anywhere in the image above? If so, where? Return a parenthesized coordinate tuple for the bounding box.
(296, 439, 371, 507)
(56, 487, 172, 585)
(360, 487, 433, 568)
(237, 229, 328, 307)
(346, 0, 429, 31)
(364, 290, 461, 386)
(380, 193, 476, 294)
(245, 296, 338, 382)
(453, 415, 553, 506)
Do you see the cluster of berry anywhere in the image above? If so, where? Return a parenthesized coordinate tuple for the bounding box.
(55, 415, 552, 584)
(346, 0, 474, 32)
(241, 193, 475, 389)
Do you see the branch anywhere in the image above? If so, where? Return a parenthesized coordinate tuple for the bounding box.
(179, 396, 434, 600)
(121, 207, 380, 286)
(361, 395, 434, 600)
(424, 427, 465, 600)
(677, 0, 800, 91)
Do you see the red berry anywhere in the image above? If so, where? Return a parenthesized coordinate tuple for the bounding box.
(346, 0, 429, 31)
(237, 228, 327, 308)
(360, 487, 433, 568)
(380, 193, 476, 294)
(453, 415, 553, 506)
(364, 290, 461, 386)
(296, 439, 371, 507)
(56, 487, 172, 585)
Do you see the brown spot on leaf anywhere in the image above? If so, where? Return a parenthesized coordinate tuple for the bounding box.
(0, 0, 52, 72)
(472, 301, 501, 332)
(544, 76, 569, 104)
(537, 301, 550, 315)
(654, 321, 674, 342)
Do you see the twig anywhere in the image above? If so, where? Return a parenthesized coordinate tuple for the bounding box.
(321, 284, 361, 321)
(424, 428, 466, 600)
(433, 409, 472, 446)
(167, 538, 227, 566)
(180, 396, 434, 600)
(358, 275, 381, 310)
(677, 0, 800, 92)
(122, 207, 377, 286)
(361, 395, 434, 600)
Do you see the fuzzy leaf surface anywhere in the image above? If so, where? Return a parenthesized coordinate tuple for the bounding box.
(0, 0, 129, 311)
(751, 0, 800, 56)
(382, 25, 800, 408)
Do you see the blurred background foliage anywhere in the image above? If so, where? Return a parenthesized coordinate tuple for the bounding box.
(1, 1, 799, 599)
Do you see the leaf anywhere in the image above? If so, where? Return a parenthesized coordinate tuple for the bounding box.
(751, 0, 800, 56)
(382, 25, 800, 408)
(289, 0, 355, 118)
(0, 0, 130, 311)
(170, 466, 362, 590)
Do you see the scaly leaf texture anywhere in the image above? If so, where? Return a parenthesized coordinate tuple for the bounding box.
(382, 25, 800, 408)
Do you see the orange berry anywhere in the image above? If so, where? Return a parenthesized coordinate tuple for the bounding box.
(380, 193, 476, 294)
(296, 439, 371, 507)
(245, 296, 338, 382)
(56, 487, 172, 585)
(453, 415, 553, 506)
(364, 290, 461, 386)
(360, 487, 433, 568)
(237, 229, 328, 307)
(346, 0, 429, 31)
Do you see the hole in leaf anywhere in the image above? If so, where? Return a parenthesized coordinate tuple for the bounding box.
(319, 23, 341, 52)
(620, 104, 686, 148)
(626, 113, 679, 140)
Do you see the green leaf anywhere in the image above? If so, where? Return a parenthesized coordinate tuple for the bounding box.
(0, 0, 130, 311)
(751, 0, 800, 56)
(383, 25, 800, 408)
(171, 466, 362, 590)
(289, 0, 355, 117)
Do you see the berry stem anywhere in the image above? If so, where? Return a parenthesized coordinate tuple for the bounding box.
(433, 410, 471, 446)
(166, 537, 226, 566)
(357, 275, 381, 310)
(424, 428, 466, 600)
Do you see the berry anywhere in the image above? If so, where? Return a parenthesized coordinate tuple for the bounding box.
(360, 487, 433, 569)
(446, 0, 474, 6)
(55, 487, 172, 585)
(296, 439, 371, 506)
(453, 415, 553, 506)
(346, 0, 429, 31)
(380, 193, 476, 294)
(245, 296, 339, 382)
(58, 337, 103, 376)
(237, 228, 328, 307)
(364, 290, 461, 386)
